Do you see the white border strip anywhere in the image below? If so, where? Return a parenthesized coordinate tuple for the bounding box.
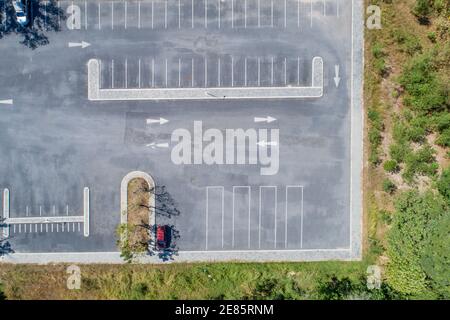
(6, 216, 84, 224)
(87, 57, 324, 101)
(2, 188, 9, 238)
(0, 249, 352, 264)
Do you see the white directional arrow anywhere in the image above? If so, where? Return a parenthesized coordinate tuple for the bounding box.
(334, 65, 341, 88)
(254, 116, 277, 124)
(146, 118, 169, 125)
(146, 142, 170, 149)
(68, 41, 91, 49)
(0, 99, 13, 105)
(257, 140, 278, 147)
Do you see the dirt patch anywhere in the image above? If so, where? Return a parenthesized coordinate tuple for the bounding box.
(127, 178, 151, 248)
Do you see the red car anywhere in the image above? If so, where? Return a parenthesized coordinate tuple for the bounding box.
(156, 225, 171, 249)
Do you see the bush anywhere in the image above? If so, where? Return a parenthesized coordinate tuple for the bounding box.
(389, 142, 412, 163)
(413, 0, 432, 18)
(386, 191, 448, 296)
(384, 160, 399, 173)
(403, 145, 438, 182)
(383, 179, 397, 194)
(420, 213, 450, 298)
(400, 54, 448, 113)
(437, 169, 450, 202)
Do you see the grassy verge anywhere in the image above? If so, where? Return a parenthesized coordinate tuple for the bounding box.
(0, 261, 400, 300)
(364, 0, 449, 299)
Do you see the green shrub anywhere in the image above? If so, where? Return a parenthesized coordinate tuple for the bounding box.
(384, 160, 399, 173)
(420, 213, 450, 298)
(427, 32, 437, 43)
(383, 179, 397, 194)
(437, 168, 450, 202)
(403, 145, 438, 182)
(389, 142, 412, 163)
(386, 191, 448, 296)
(400, 54, 448, 113)
(436, 128, 450, 147)
(413, 0, 432, 18)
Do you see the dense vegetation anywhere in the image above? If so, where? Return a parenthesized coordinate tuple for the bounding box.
(366, 0, 449, 300)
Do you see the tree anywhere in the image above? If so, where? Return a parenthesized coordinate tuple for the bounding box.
(0, 0, 65, 49)
(117, 185, 180, 263)
(0, 218, 14, 257)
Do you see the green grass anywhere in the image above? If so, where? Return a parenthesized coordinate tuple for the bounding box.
(0, 261, 392, 300)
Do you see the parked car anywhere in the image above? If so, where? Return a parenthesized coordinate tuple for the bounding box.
(156, 225, 171, 249)
(12, 0, 28, 27)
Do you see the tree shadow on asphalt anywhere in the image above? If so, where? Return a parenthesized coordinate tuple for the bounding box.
(0, 0, 65, 49)
(134, 185, 181, 261)
(0, 218, 14, 257)
(145, 224, 180, 262)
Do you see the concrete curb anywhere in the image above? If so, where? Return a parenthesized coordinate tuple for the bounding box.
(87, 57, 324, 101)
(0, 249, 354, 264)
(120, 170, 156, 228)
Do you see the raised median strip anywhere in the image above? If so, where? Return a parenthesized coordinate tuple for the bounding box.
(87, 57, 324, 101)
(5, 216, 85, 224)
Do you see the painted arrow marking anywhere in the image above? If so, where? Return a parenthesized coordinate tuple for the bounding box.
(334, 65, 341, 88)
(68, 41, 91, 49)
(146, 142, 170, 149)
(257, 140, 278, 147)
(146, 117, 169, 125)
(254, 116, 277, 124)
(0, 99, 13, 105)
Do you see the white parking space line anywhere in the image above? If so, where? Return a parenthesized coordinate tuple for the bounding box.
(111, 1, 114, 30)
(271, 0, 274, 28)
(218, 0, 221, 28)
(165, 59, 168, 87)
(178, 0, 181, 28)
(191, 0, 194, 28)
(205, 0, 208, 28)
(125, 58, 128, 88)
(164, 1, 167, 29)
(138, 1, 141, 28)
(84, 1, 87, 29)
(231, 0, 234, 28)
(125, 1, 128, 29)
(98, 2, 101, 29)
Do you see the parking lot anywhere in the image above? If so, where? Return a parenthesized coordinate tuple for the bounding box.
(0, 0, 362, 262)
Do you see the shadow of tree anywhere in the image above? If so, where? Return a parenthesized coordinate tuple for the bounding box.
(0, 0, 65, 49)
(133, 185, 181, 261)
(137, 185, 181, 219)
(141, 224, 180, 262)
(0, 218, 14, 257)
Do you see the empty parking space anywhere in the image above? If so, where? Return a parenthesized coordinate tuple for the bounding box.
(52, 0, 344, 32)
(204, 185, 303, 251)
(96, 55, 315, 89)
